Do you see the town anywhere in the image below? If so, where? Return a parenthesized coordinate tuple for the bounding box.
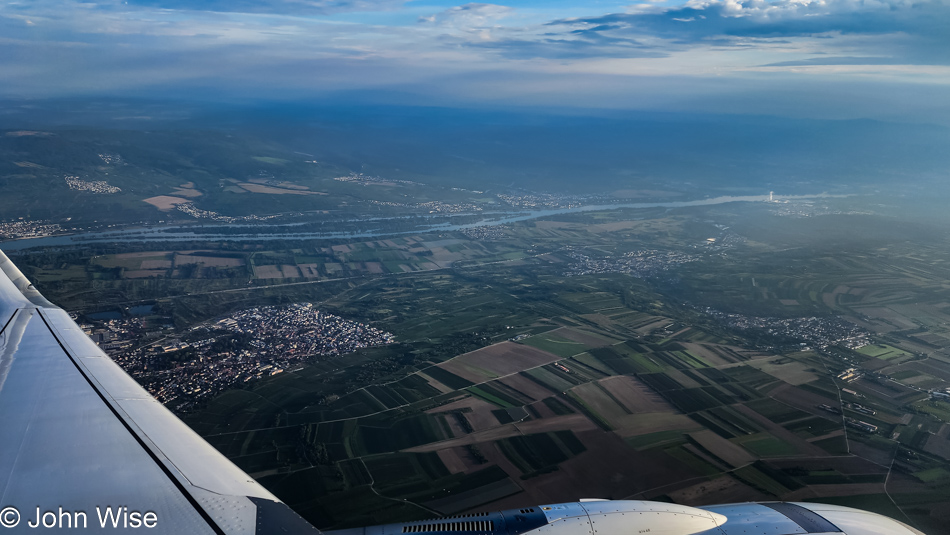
(97, 153, 123, 164)
(564, 248, 699, 278)
(0, 219, 63, 240)
(86, 303, 394, 412)
(176, 201, 288, 223)
(702, 307, 872, 351)
(768, 200, 872, 218)
(459, 225, 508, 240)
(496, 191, 600, 209)
(370, 199, 484, 214)
(64, 175, 122, 194)
(334, 172, 419, 186)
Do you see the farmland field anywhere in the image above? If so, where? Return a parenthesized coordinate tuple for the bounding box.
(520, 333, 590, 358)
(16, 193, 950, 534)
(439, 343, 563, 383)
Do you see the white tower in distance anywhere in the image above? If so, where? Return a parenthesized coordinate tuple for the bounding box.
(769, 191, 774, 202)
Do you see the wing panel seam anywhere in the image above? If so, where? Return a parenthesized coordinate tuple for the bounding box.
(0, 308, 18, 337)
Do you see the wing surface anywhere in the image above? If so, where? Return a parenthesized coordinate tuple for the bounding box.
(0, 249, 319, 534)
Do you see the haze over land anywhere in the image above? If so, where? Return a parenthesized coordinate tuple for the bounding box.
(4, 0, 950, 222)
(2, 104, 950, 228)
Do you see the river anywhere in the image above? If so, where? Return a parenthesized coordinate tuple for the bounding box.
(0, 193, 838, 251)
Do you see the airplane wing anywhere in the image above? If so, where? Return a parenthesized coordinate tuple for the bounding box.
(0, 248, 929, 535)
(0, 249, 320, 534)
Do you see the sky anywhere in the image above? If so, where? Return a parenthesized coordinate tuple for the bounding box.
(2, 0, 950, 123)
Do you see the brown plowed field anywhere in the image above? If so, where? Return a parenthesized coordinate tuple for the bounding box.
(680, 343, 734, 367)
(406, 414, 597, 452)
(668, 475, 768, 505)
(143, 195, 189, 210)
(770, 383, 839, 416)
(436, 446, 487, 474)
(254, 265, 283, 279)
(140, 260, 172, 269)
(614, 413, 701, 438)
(482, 430, 700, 506)
(497, 374, 559, 402)
(688, 430, 756, 468)
(175, 255, 243, 267)
(438, 342, 561, 383)
(598, 375, 676, 414)
(424, 397, 499, 432)
(552, 327, 618, 347)
(733, 403, 828, 457)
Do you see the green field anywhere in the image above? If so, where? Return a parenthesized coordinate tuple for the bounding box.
(520, 334, 589, 358)
(857, 344, 913, 361)
(628, 430, 687, 450)
(734, 434, 799, 457)
(15, 186, 950, 533)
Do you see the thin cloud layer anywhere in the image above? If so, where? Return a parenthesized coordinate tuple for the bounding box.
(419, 3, 515, 40)
(124, 0, 407, 15)
(546, 0, 950, 64)
(0, 0, 949, 123)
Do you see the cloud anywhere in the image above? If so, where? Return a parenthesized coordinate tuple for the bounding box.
(466, 37, 665, 60)
(762, 56, 910, 67)
(417, 0, 950, 65)
(1, 0, 949, 125)
(123, 0, 407, 15)
(548, 0, 950, 64)
(420, 3, 515, 25)
(419, 3, 515, 41)
(417, 3, 667, 58)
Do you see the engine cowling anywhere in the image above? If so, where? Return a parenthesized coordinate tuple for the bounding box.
(325, 499, 927, 535)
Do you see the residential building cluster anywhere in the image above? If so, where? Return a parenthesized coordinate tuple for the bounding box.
(92, 303, 394, 412)
(770, 201, 870, 218)
(564, 249, 699, 278)
(496, 192, 596, 209)
(334, 173, 419, 186)
(417, 201, 482, 214)
(703, 308, 871, 350)
(369, 199, 482, 213)
(176, 202, 284, 223)
(0, 219, 63, 239)
(83, 317, 157, 352)
(460, 225, 507, 240)
(65, 175, 121, 194)
(694, 231, 746, 250)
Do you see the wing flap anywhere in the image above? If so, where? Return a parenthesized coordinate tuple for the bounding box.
(0, 255, 31, 331)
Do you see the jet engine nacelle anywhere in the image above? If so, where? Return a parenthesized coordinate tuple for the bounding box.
(326, 500, 926, 535)
(533, 501, 725, 535)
